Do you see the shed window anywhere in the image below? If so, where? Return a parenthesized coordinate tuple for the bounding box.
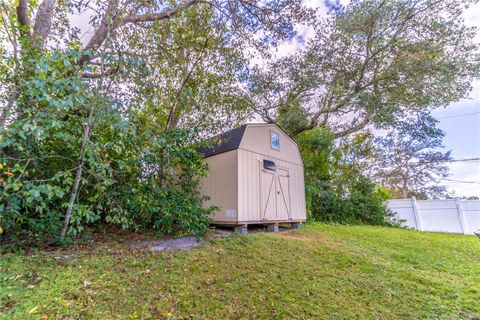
(271, 132, 280, 150)
(263, 159, 276, 171)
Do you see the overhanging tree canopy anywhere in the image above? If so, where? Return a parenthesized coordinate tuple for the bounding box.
(249, 0, 480, 138)
(0, 0, 312, 240)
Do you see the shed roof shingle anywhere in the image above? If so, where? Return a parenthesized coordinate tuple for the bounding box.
(198, 125, 247, 158)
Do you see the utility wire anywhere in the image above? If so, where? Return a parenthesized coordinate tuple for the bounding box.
(437, 111, 480, 119)
(441, 178, 480, 185)
(412, 157, 480, 164)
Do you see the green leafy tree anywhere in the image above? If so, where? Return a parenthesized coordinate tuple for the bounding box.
(0, 0, 312, 243)
(371, 114, 452, 199)
(250, 0, 480, 138)
(0, 51, 114, 242)
(121, 6, 251, 137)
(298, 127, 389, 225)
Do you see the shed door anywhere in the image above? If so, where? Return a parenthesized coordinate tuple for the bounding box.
(276, 168, 291, 220)
(260, 169, 276, 220)
(260, 165, 291, 221)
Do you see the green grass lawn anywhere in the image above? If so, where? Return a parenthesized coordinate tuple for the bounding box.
(1, 224, 480, 319)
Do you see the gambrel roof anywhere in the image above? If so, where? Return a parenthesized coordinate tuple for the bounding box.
(198, 125, 247, 158)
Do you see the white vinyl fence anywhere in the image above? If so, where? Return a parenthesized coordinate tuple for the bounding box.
(387, 198, 480, 235)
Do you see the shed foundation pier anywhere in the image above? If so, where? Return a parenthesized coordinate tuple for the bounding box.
(266, 223, 279, 232)
(234, 224, 248, 234)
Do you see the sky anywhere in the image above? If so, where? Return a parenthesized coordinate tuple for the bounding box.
(71, 0, 480, 198)
(421, 3, 480, 198)
(432, 83, 480, 197)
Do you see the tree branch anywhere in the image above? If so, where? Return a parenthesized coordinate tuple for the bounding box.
(333, 110, 374, 139)
(166, 36, 210, 131)
(32, 0, 56, 47)
(290, 86, 334, 137)
(123, 0, 199, 24)
(0, 91, 18, 129)
(78, 0, 120, 65)
(15, 0, 30, 38)
(1, 5, 18, 59)
(79, 0, 199, 65)
(82, 68, 119, 79)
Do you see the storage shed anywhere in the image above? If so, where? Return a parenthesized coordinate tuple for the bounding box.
(199, 123, 307, 232)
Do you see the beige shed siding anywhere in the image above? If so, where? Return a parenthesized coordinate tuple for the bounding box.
(237, 149, 259, 222)
(237, 149, 306, 223)
(200, 150, 238, 223)
(291, 164, 307, 221)
(201, 123, 307, 225)
(239, 124, 302, 165)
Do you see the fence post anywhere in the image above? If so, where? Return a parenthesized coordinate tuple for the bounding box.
(455, 197, 467, 234)
(411, 197, 423, 231)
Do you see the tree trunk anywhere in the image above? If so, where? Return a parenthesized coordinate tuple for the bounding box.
(32, 0, 56, 47)
(0, 94, 15, 129)
(60, 106, 94, 238)
(402, 180, 409, 199)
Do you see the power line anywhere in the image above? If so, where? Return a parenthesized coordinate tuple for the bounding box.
(437, 111, 480, 120)
(413, 157, 480, 164)
(438, 157, 480, 163)
(441, 178, 480, 185)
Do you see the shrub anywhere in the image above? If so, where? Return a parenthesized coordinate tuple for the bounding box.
(297, 127, 390, 225)
(100, 129, 214, 238)
(0, 52, 214, 245)
(307, 175, 390, 225)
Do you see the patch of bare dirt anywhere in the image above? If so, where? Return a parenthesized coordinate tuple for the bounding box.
(276, 232, 319, 241)
(275, 230, 349, 252)
(129, 236, 202, 252)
